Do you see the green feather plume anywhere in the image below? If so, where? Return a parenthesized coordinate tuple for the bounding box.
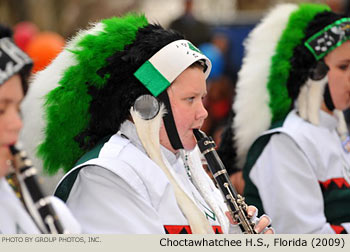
(38, 14, 148, 174)
(267, 3, 330, 124)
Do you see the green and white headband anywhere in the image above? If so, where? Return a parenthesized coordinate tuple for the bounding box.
(134, 39, 211, 96)
(305, 17, 350, 60)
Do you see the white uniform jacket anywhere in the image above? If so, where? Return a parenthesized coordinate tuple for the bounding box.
(55, 121, 238, 234)
(244, 110, 350, 234)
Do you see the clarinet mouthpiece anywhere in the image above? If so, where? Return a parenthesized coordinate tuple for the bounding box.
(193, 129, 205, 141)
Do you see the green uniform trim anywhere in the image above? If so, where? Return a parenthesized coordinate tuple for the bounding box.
(243, 120, 284, 215)
(321, 182, 350, 225)
(54, 135, 111, 202)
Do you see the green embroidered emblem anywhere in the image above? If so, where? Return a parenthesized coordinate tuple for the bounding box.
(192, 192, 216, 221)
(204, 207, 216, 221)
(188, 42, 202, 54)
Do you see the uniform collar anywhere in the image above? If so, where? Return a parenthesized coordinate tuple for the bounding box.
(318, 110, 338, 131)
(291, 109, 338, 130)
(119, 120, 179, 165)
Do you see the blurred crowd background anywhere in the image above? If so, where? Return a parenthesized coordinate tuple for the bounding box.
(0, 0, 349, 192)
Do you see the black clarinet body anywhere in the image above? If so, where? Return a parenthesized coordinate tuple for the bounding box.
(10, 145, 66, 234)
(193, 129, 256, 234)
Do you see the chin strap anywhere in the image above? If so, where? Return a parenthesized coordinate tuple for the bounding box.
(158, 91, 184, 150)
(324, 83, 335, 111)
(297, 66, 350, 154)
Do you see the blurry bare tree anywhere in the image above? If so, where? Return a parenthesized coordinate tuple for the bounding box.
(0, 0, 330, 38)
(0, 0, 139, 38)
(236, 0, 328, 10)
(0, 0, 30, 25)
(236, 0, 272, 10)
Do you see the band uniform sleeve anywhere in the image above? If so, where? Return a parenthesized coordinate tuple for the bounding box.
(50, 196, 82, 233)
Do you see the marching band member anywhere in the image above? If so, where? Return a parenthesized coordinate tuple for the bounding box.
(20, 14, 273, 234)
(219, 3, 350, 233)
(0, 24, 80, 234)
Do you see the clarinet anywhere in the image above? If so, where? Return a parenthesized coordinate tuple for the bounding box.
(9, 145, 66, 234)
(193, 129, 256, 234)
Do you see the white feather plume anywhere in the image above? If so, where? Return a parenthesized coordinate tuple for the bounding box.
(233, 3, 298, 169)
(296, 76, 327, 125)
(19, 22, 106, 173)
